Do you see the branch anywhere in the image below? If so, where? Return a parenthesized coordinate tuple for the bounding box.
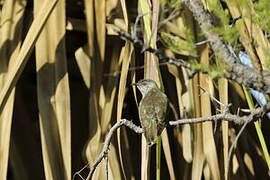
(73, 119, 143, 180)
(115, 1, 270, 95)
(86, 119, 142, 180)
(170, 103, 270, 126)
(115, 28, 270, 94)
(182, 0, 270, 94)
(115, 29, 192, 69)
(73, 103, 270, 179)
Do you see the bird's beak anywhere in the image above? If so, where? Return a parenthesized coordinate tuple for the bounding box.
(130, 83, 137, 86)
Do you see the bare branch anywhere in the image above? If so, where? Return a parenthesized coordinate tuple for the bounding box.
(226, 120, 248, 179)
(115, 29, 192, 69)
(86, 119, 142, 180)
(169, 103, 270, 126)
(73, 119, 143, 180)
(158, 10, 181, 29)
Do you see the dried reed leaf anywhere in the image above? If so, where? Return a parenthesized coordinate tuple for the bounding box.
(181, 67, 194, 163)
(34, 0, 71, 179)
(0, 0, 58, 112)
(191, 65, 205, 180)
(232, 153, 239, 175)
(106, 0, 119, 18)
(9, 137, 29, 179)
(101, 43, 121, 133)
(152, 2, 176, 180)
(0, 0, 26, 179)
(165, 61, 184, 179)
(225, 0, 264, 69)
(229, 130, 249, 180)
(83, 4, 102, 175)
(85, 98, 103, 180)
(166, 11, 196, 164)
(191, 120, 204, 180)
(200, 46, 220, 180)
(190, 21, 205, 177)
(215, 48, 229, 178)
(120, 0, 129, 27)
(203, 164, 210, 179)
(114, 1, 136, 179)
(165, 9, 205, 179)
(94, 0, 106, 111)
(83, 0, 94, 59)
(139, 0, 176, 179)
(244, 153, 255, 176)
(218, 77, 229, 179)
(95, 0, 106, 62)
(75, 46, 90, 89)
(238, 1, 270, 70)
(177, 66, 194, 163)
(161, 130, 176, 180)
(182, 123, 193, 162)
(117, 42, 135, 180)
(83, 0, 110, 178)
(66, 17, 86, 32)
(138, 1, 152, 179)
(215, 50, 229, 180)
(100, 41, 122, 179)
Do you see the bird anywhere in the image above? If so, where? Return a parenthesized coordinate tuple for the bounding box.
(133, 79, 168, 146)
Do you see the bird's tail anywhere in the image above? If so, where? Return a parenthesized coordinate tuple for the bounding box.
(144, 127, 158, 146)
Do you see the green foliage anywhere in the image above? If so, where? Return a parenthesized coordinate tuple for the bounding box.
(253, 0, 270, 33)
(189, 60, 225, 80)
(160, 31, 197, 57)
(208, 0, 239, 43)
(229, 0, 270, 33)
(160, 0, 182, 10)
(226, 0, 249, 5)
(264, 49, 270, 69)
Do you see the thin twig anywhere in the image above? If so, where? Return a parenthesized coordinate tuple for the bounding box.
(170, 103, 270, 126)
(115, 29, 191, 69)
(169, 101, 179, 121)
(105, 156, 109, 180)
(195, 40, 209, 45)
(132, 12, 152, 40)
(73, 119, 143, 180)
(103, 62, 169, 77)
(225, 120, 249, 179)
(158, 10, 181, 29)
(199, 86, 227, 108)
(86, 119, 142, 180)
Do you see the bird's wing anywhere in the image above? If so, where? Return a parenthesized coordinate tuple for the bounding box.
(139, 88, 168, 137)
(152, 91, 168, 135)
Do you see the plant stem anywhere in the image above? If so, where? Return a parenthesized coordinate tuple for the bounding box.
(243, 86, 270, 170)
(156, 136, 161, 180)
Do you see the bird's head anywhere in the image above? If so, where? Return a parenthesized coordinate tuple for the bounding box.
(133, 79, 158, 96)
